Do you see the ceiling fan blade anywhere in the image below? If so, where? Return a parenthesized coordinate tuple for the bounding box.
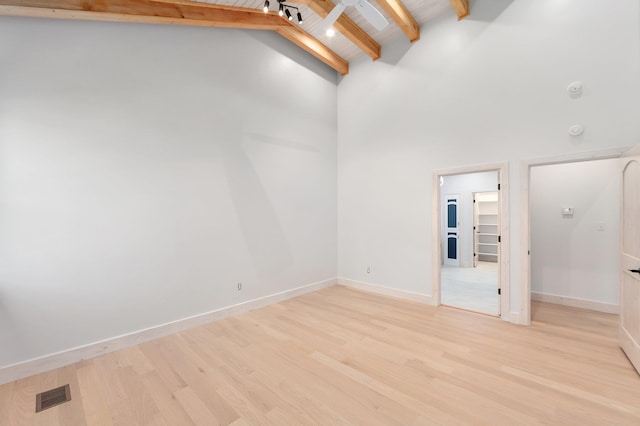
(355, 0, 388, 31)
(319, 2, 347, 34)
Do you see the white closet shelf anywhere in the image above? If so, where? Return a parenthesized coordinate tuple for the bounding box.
(475, 192, 499, 264)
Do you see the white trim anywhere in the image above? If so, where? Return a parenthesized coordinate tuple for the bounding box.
(623, 145, 640, 157)
(620, 327, 640, 373)
(499, 165, 510, 322)
(522, 147, 631, 168)
(0, 278, 336, 385)
(432, 162, 511, 322)
(520, 146, 633, 326)
(432, 170, 443, 306)
(520, 160, 532, 325)
(531, 292, 619, 314)
(337, 277, 434, 305)
(509, 311, 524, 325)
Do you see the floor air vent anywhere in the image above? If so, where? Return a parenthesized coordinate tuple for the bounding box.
(35, 384, 71, 413)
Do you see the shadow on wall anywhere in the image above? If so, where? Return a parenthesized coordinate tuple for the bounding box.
(244, 132, 320, 153)
(219, 134, 294, 277)
(245, 30, 339, 84)
(376, 0, 514, 67)
(467, 0, 514, 22)
(378, 37, 413, 66)
(0, 292, 30, 367)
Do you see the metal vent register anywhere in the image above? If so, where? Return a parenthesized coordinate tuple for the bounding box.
(35, 384, 71, 413)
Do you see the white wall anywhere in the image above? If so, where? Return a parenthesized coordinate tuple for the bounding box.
(337, 0, 640, 318)
(440, 171, 498, 267)
(0, 17, 337, 368)
(2, 0, 639, 369)
(530, 159, 620, 306)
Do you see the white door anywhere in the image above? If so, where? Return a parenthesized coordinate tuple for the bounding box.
(444, 195, 460, 266)
(620, 157, 640, 373)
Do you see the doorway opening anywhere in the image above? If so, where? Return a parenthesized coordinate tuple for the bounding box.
(519, 146, 632, 325)
(529, 159, 622, 336)
(432, 163, 509, 319)
(529, 158, 621, 326)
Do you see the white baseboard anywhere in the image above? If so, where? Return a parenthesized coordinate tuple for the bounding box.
(531, 292, 619, 314)
(337, 277, 434, 305)
(0, 278, 336, 385)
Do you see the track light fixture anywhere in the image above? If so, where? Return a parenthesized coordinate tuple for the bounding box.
(264, 0, 303, 24)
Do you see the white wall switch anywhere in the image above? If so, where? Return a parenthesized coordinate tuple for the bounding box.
(562, 207, 574, 216)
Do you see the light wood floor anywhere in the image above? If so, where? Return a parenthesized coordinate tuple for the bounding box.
(1, 286, 639, 425)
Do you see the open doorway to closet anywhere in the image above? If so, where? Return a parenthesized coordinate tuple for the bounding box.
(433, 163, 509, 318)
(519, 146, 632, 325)
(529, 158, 621, 324)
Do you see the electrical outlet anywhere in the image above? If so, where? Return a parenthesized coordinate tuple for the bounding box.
(237, 282, 242, 290)
(366, 267, 370, 274)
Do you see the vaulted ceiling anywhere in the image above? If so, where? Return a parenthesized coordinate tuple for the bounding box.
(0, 0, 469, 75)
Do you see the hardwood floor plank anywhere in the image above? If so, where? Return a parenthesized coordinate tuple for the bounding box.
(116, 365, 162, 425)
(502, 365, 640, 416)
(76, 364, 114, 425)
(139, 371, 196, 425)
(151, 335, 239, 424)
(113, 346, 156, 376)
(56, 364, 87, 426)
(173, 386, 220, 425)
(309, 350, 469, 424)
(0, 382, 14, 426)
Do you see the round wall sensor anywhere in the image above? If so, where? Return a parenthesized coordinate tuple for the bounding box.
(567, 81, 583, 96)
(568, 124, 584, 136)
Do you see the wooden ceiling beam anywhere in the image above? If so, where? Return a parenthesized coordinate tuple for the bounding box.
(277, 25, 348, 75)
(0, 0, 287, 29)
(449, 0, 469, 20)
(296, 0, 380, 60)
(0, 0, 349, 74)
(375, 0, 419, 42)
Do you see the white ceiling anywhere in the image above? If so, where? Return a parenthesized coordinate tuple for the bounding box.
(196, 0, 452, 62)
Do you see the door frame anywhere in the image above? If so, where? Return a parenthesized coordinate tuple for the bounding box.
(473, 192, 479, 268)
(519, 147, 631, 325)
(432, 162, 510, 320)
